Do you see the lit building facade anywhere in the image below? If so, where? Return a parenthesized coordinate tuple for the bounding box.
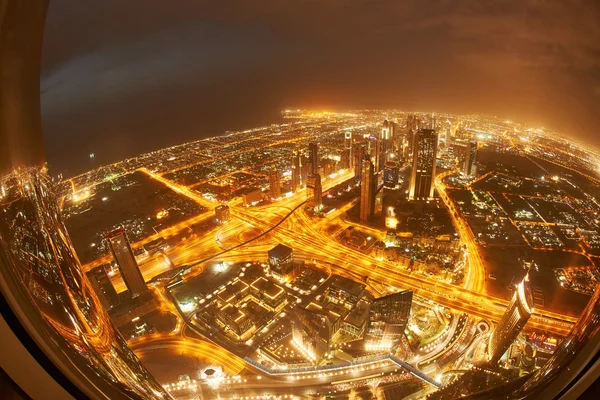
(86, 266, 119, 311)
(308, 141, 319, 175)
(268, 244, 294, 279)
(360, 158, 376, 222)
(342, 131, 353, 169)
(409, 128, 438, 201)
(384, 160, 399, 189)
(406, 114, 418, 156)
(105, 228, 147, 298)
(269, 167, 281, 199)
(215, 205, 230, 223)
(291, 151, 301, 192)
(366, 291, 413, 350)
(463, 140, 478, 177)
(306, 173, 322, 210)
(242, 187, 263, 206)
(380, 119, 393, 170)
(354, 143, 366, 179)
(488, 274, 534, 364)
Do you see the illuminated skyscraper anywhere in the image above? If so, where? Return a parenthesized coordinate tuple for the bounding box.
(354, 143, 366, 179)
(406, 114, 418, 156)
(384, 160, 399, 189)
(445, 122, 452, 146)
(300, 155, 309, 189)
(341, 131, 352, 169)
(488, 274, 534, 365)
(380, 120, 392, 171)
(105, 228, 147, 298)
(409, 129, 438, 201)
(308, 142, 319, 175)
(360, 158, 376, 222)
(86, 266, 119, 311)
(291, 151, 301, 192)
(366, 290, 413, 351)
(306, 173, 322, 210)
(269, 167, 281, 199)
(463, 140, 478, 177)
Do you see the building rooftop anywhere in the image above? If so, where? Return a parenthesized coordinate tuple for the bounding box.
(329, 275, 366, 298)
(250, 277, 285, 299)
(219, 304, 246, 323)
(343, 298, 371, 328)
(217, 280, 249, 303)
(268, 244, 293, 258)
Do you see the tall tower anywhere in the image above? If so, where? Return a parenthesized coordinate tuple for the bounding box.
(300, 155, 309, 189)
(380, 120, 392, 171)
(463, 140, 478, 177)
(342, 131, 352, 169)
(269, 167, 281, 199)
(291, 151, 301, 193)
(308, 142, 319, 175)
(105, 228, 147, 298)
(369, 134, 382, 173)
(354, 143, 366, 179)
(445, 121, 452, 146)
(409, 129, 438, 201)
(406, 114, 417, 156)
(384, 160, 399, 189)
(488, 274, 534, 364)
(306, 173, 322, 210)
(86, 266, 119, 311)
(360, 158, 376, 222)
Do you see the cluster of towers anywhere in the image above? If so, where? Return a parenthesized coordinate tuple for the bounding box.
(87, 228, 149, 311)
(270, 114, 477, 217)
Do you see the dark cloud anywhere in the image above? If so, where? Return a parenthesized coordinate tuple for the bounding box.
(41, 0, 600, 176)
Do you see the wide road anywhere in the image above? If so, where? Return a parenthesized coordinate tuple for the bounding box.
(129, 335, 247, 375)
(92, 166, 576, 336)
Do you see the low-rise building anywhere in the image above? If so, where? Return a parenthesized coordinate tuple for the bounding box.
(216, 304, 254, 337)
(214, 205, 230, 223)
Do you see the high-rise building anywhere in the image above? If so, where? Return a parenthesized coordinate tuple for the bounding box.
(409, 129, 438, 201)
(269, 167, 281, 199)
(380, 119, 392, 169)
(406, 114, 417, 156)
(360, 158, 376, 222)
(341, 131, 352, 169)
(308, 142, 319, 175)
(354, 143, 366, 179)
(369, 133, 383, 173)
(488, 274, 534, 364)
(307, 173, 322, 210)
(366, 290, 413, 350)
(105, 228, 147, 298)
(463, 140, 478, 177)
(445, 122, 452, 147)
(291, 151, 301, 192)
(300, 156, 309, 189)
(384, 160, 400, 189)
(86, 266, 119, 311)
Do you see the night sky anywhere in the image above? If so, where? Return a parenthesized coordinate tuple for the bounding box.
(41, 1, 600, 177)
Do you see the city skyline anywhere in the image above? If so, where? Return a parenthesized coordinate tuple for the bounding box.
(3, 2, 600, 399)
(40, 1, 600, 177)
(61, 109, 598, 398)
